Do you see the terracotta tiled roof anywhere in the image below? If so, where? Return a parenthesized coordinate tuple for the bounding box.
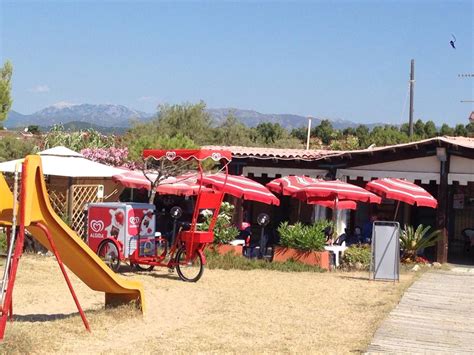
(203, 145, 340, 160)
(204, 136, 474, 162)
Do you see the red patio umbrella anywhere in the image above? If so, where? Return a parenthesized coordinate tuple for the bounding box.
(294, 180, 382, 204)
(112, 169, 157, 190)
(156, 174, 213, 196)
(307, 197, 357, 210)
(113, 170, 212, 196)
(365, 178, 438, 218)
(365, 178, 438, 208)
(199, 173, 280, 206)
(266, 175, 321, 196)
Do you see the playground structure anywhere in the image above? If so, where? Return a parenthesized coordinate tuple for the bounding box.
(0, 155, 144, 340)
(87, 149, 232, 282)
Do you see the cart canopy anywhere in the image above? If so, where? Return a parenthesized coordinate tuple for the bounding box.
(143, 149, 232, 162)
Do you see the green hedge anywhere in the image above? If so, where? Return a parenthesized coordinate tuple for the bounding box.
(277, 220, 332, 252)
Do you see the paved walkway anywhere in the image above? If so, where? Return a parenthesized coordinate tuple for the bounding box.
(366, 268, 474, 353)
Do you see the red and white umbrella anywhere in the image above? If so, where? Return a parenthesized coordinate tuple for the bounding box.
(156, 174, 213, 196)
(307, 197, 357, 210)
(112, 169, 157, 190)
(113, 170, 212, 196)
(266, 176, 321, 195)
(365, 178, 437, 208)
(199, 173, 280, 206)
(294, 180, 382, 204)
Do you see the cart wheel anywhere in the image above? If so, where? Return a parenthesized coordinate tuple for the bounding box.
(98, 241, 121, 272)
(175, 248, 204, 282)
(134, 263, 155, 272)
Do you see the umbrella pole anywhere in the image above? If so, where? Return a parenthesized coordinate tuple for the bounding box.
(393, 200, 401, 220)
(297, 200, 301, 220)
(332, 196, 338, 242)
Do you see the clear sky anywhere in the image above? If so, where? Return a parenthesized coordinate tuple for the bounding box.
(0, 0, 472, 126)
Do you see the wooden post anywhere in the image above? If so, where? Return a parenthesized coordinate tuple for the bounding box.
(436, 155, 449, 263)
(67, 177, 73, 225)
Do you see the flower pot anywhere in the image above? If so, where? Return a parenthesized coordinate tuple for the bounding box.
(273, 246, 330, 270)
(213, 244, 243, 256)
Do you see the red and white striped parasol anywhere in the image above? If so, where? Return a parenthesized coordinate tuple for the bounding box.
(199, 173, 280, 206)
(112, 169, 157, 190)
(365, 178, 437, 208)
(266, 176, 321, 196)
(294, 179, 382, 204)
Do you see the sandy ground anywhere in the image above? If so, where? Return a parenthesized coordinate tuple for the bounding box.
(0, 255, 417, 354)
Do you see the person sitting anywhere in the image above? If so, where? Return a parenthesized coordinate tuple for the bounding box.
(324, 226, 334, 245)
(362, 215, 377, 244)
(346, 226, 362, 245)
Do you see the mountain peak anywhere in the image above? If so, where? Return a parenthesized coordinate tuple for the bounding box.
(51, 101, 79, 109)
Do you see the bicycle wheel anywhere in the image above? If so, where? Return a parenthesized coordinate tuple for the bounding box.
(134, 263, 155, 272)
(175, 247, 204, 282)
(98, 240, 121, 272)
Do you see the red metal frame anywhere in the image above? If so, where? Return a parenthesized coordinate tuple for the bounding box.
(122, 149, 231, 273)
(0, 160, 90, 340)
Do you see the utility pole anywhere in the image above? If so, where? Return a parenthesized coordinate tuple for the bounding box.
(409, 59, 415, 137)
(306, 116, 312, 150)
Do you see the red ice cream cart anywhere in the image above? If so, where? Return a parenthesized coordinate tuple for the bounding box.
(87, 148, 231, 282)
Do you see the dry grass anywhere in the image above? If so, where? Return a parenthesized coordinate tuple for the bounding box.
(0, 255, 419, 354)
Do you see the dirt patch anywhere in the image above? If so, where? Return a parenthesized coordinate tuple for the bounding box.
(1, 255, 416, 353)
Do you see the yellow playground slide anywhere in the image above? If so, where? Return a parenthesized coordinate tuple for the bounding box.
(0, 155, 144, 311)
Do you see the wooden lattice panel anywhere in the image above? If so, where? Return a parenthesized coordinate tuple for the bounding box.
(48, 189, 67, 218)
(71, 185, 103, 238)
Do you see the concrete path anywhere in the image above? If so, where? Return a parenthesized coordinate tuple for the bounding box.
(366, 268, 474, 353)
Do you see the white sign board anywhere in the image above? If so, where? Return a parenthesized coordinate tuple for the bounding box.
(370, 221, 400, 281)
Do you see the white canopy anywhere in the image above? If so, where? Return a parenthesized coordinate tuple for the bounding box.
(0, 146, 124, 178)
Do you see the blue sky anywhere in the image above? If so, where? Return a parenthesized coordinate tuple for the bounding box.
(0, 0, 472, 126)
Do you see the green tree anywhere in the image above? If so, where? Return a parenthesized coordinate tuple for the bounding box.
(424, 120, 437, 138)
(440, 123, 454, 136)
(355, 125, 370, 148)
(255, 122, 286, 144)
(413, 119, 425, 138)
(466, 122, 474, 137)
(312, 119, 337, 145)
(155, 101, 213, 145)
(213, 113, 255, 146)
(0, 136, 36, 162)
(290, 126, 307, 141)
(454, 124, 468, 137)
(0, 61, 13, 123)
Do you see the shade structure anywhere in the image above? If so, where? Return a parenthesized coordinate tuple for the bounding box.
(0, 146, 124, 178)
(294, 179, 382, 204)
(199, 173, 280, 206)
(307, 198, 357, 210)
(365, 178, 438, 208)
(266, 176, 321, 196)
(112, 170, 158, 189)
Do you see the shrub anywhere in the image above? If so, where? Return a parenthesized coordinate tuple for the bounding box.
(200, 201, 239, 245)
(0, 231, 6, 253)
(205, 249, 325, 273)
(400, 224, 441, 263)
(277, 220, 332, 252)
(342, 244, 371, 270)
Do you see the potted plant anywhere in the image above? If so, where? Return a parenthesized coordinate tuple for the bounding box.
(200, 202, 241, 255)
(274, 220, 332, 269)
(400, 224, 441, 263)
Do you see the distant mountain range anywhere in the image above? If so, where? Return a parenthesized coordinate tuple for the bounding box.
(5, 103, 382, 132)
